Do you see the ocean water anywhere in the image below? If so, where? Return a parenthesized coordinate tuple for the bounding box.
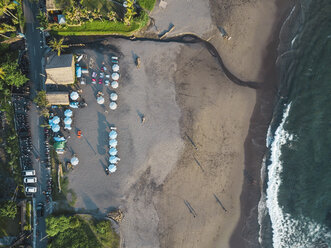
(259, 0, 331, 247)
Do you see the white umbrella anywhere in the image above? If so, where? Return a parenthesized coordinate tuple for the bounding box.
(112, 64, 120, 72)
(70, 91, 79, 100)
(111, 73, 119, 80)
(109, 139, 118, 147)
(71, 156, 79, 166)
(110, 93, 118, 101)
(97, 96, 105, 104)
(52, 124, 60, 132)
(109, 156, 120, 164)
(108, 164, 117, 173)
(52, 116, 60, 124)
(109, 130, 117, 139)
(64, 109, 72, 117)
(109, 147, 118, 156)
(111, 81, 118, 89)
(109, 102, 117, 110)
(64, 117, 72, 125)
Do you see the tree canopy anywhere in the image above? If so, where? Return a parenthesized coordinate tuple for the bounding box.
(0, 200, 17, 219)
(0, 60, 28, 89)
(46, 215, 80, 237)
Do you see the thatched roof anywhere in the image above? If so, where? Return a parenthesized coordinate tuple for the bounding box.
(46, 0, 60, 11)
(46, 92, 69, 105)
(45, 54, 75, 85)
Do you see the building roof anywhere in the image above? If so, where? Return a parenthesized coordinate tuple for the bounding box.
(46, 0, 60, 11)
(46, 92, 69, 105)
(45, 54, 75, 85)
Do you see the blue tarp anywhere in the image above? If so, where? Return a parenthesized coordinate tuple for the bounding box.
(58, 15, 66, 24)
(76, 66, 82, 78)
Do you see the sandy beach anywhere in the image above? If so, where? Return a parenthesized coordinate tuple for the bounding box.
(63, 0, 294, 247)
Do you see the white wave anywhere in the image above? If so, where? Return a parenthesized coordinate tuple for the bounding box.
(266, 125, 273, 148)
(258, 156, 268, 245)
(266, 103, 331, 248)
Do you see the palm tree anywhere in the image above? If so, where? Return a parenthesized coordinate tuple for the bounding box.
(0, 0, 18, 20)
(91, 9, 103, 22)
(49, 38, 69, 56)
(0, 23, 16, 39)
(123, 0, 136, 26)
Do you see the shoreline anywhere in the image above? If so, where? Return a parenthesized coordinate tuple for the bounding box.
(229, 0, 295, 247)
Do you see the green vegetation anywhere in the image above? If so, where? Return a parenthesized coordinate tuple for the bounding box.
(33, 90, 48, 108)
(50, 0, 153, 36)
(137, 0, 156, 11)
(0, 200, 17, 219)
(24, 201, 32, 231)
(51, 11, 148, 36)
(46, 215, 119, 248)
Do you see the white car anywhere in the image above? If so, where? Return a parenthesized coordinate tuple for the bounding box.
(25, 186, 37, 193)
(22, 170, 36, 176)
(24, 177, 37, 184)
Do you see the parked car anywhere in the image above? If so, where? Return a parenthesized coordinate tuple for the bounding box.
(25, 186, 37, 193)
(24, 177, 37, 183)
(22, 170, 36, 176)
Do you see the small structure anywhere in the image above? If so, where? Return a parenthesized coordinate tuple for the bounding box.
(111, 81, 118, 89)
(112, 64, 120, 72)
(46, 0, 60, 11)
(70, 91, 79, 101)
(46, 92, 69, 105)
(109, 156, 120, 164)
(51, 116, 60, 124)
(109, 139, 118, 147)
(57, 15, 66, 24)
(109, 147, 118, 156)
(71, 156, 79, 166)
(64, 117, 72, 125)
(45, 54, 75, 85)
(97, 96, 105, 105)
(111, 73, 120, 80)
(54, 141, 66, 154)
(51, 124, 60, 133)
(109, 102, 117, 110)
(109, 130, 117, 139)
(110, 93, 118, 101)
(64, 109, 73, 117)
(108, 164, 117, 173)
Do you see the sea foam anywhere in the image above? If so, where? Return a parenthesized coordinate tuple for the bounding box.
(266, 103, 331, 248)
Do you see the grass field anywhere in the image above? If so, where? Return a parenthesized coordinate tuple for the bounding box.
(51, 11, 149, 36)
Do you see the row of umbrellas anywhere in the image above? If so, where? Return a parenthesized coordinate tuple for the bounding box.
(108, 128, 119, 173)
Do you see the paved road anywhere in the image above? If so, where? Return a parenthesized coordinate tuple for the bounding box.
(23, 0, 48, 247)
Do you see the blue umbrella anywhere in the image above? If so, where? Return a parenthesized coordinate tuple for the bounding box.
(64, 109, 72, 117)
(64, 117, 72, 125)
(108, 164, 117, 173)
(109, 147, 118, 156)
(52, 116, 60, 124)
(52, 124, 60, 132)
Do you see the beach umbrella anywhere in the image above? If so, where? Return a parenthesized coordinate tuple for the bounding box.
(48, 119, 53, 125)
(109, 139, 118, 147)
(64, 124, 72, 130)
(51, 124, 60, 132)
(111, 81, 118, 89)
(108, 164, 117, 173)
(109, 156, 120, 164)
(52, 116, 60, 124)
(97, 96, 105, 104)
(71, 156, 79, 166)
(70, 91, 79, 100)
(111, 73, 119, 80)
(112, 64, 120, 72)
(109, 102, 117, 110)
(109, 147, 118, 156)
(64, 109, 73, 117)
(109, 130, 117, 139)
(54, 136, 65, 142)
(64, 117, 72, 125)
(110, 93, 118, 101)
